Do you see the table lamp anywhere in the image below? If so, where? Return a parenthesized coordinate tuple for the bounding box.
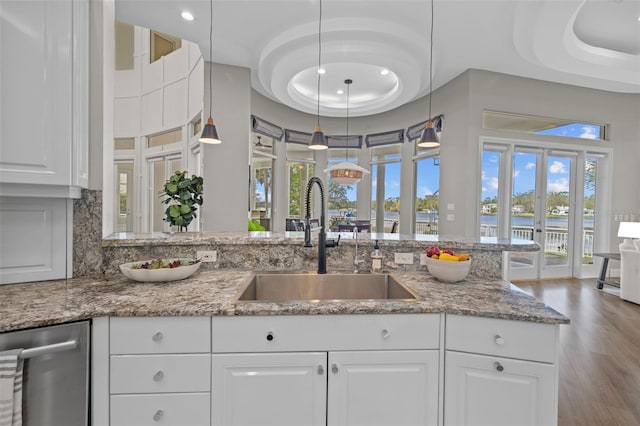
(618, 222, 640, 251)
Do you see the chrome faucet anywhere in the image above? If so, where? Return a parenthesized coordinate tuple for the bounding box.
(303, 177, 339, 274)
(353, 226, 363, 272)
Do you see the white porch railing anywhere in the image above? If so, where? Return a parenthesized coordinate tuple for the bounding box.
(480, 224, 594, 257)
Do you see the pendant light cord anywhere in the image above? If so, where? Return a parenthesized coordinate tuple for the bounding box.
(316, 0, 323, 128)
(427, 0, 434, 121)
(208, 0, 213, 118)
(345, 80, 350, 161)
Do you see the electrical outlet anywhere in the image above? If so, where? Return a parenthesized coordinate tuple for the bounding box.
(420, 253, 428, 265)
(447, 214, 455, 221)
(394, 253, 414, 265)
(197, 250, 217, 262)
(447, 203, 455, 211)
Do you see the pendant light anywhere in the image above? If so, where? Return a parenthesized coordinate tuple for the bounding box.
(417, 0, 439, 148)
(199, 0, 221, 144)
(308, 0, 328, 150)
(324, 79, 369, 185)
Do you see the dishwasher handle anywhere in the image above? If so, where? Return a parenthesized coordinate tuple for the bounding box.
(18, 339, 78, 360)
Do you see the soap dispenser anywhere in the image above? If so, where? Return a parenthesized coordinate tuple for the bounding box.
(371, 240, 384, 273)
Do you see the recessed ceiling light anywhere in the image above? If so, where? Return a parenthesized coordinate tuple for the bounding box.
(317, 67, 326, 74)
(380, 68, 390, 76)
(337, 89, 344, 95)
(181, 11, 194, 21)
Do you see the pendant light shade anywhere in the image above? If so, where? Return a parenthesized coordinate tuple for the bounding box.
(200, 117, 221, 144)
(418, 0, 440, 149)
(309, 125, 328, 150)
(417, 120, 439, 147)
(200, 0, 221, 144)
(324, 79, 369, 184)
(309, 0, 328, 150)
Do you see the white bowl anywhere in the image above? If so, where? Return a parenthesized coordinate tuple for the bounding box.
(119, 258, 201, 282)
(425, 256, 471, 283)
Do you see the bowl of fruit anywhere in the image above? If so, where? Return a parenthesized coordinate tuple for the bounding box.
(119, 258, 201, 282)
(424, 246, 471, 283)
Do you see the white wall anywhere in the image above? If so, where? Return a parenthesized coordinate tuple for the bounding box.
(201, 63, 251, 232)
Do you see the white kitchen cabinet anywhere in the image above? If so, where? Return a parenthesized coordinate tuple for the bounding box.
(211, 314, 441, 426)
(211, 352, 327, 426)
(107, 317, 211, 426)
(0, 0, 88, 192)
(444, 315, 559, 426)
(328, 350, 439, 426)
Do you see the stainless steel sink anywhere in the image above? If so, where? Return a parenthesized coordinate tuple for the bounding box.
(236, 272, 418, 302)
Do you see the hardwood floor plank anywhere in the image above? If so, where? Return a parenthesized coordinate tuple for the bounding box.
(515, 278, 640, 426)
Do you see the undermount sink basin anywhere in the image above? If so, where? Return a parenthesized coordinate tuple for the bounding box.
(236, 272, 418, 302)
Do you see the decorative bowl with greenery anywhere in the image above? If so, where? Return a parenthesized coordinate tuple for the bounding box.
(160, 171, 204, 232)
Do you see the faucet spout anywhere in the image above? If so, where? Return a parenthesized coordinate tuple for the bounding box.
(304, 177, 328, 274)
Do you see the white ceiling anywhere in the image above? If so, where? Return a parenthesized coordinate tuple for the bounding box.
(115, 0, 640, 117)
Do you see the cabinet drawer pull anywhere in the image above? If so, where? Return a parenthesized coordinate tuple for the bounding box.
(153, 370, 164, 381)
(494, 334, 505, 345)
(266, 332, 274, 342)
(317, 365, 324, 375)
(494, 362, 504, 372)
(381, 329, 390, 339)
(331, 364, 339, 374)
(153, 409, 164, 421)
(152, 332, 164, 342)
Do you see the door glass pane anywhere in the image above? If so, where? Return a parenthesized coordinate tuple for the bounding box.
(582, 157, 597, 265)
(251, 156, 273, 231)
(327, 150, 358, 229)
(415, 157, 439, 235)
(152, 161, 166, 232)
(371, 162, 401, 233)
(510, 152, 537, 269)
(544, 156, 571, 267)
(480, 151, 500, 237)
(115, 162, 134, 232)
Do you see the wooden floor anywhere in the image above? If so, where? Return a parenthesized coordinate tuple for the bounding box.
(515, 278, 640, 426)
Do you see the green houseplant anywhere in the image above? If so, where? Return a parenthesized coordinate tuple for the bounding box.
(160, 171, 204, 232)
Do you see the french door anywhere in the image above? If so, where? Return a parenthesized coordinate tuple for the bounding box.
(482, 140, 607, 280)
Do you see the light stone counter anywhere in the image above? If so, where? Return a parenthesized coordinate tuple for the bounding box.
(0, 269, 568, 333)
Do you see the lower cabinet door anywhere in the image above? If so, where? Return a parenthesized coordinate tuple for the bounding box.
(110, 392, 210, 426)
(444, 351, 557, 426)
(211, 352, 327, 426)
(327, 350, 440, 426)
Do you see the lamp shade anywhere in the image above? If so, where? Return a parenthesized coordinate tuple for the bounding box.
(417, 120, 440, 148)
(324, 162, 370, 185)
(199, 117, 221, 144)
(618, 222, 640, 239)
(309, 125, 328, 150)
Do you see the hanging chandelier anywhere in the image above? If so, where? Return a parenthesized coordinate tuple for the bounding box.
(324, 79, 369, 185)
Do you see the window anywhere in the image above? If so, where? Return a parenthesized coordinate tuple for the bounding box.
(115, 22, 134, 71)
(114, 137, 135, 150)
(415, 155, 440, 235)
(149, 156, 182, 232)
(286, 142, 314, 220)
(483, 111, 606, 141)
(251, 134, 275, 231)
(148, 129, 182, 148)
(327, 149, 358, 223)
(371, 145, 401, 232)
(150, 30, 182, 63)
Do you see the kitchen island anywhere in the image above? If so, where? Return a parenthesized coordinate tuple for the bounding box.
(1, 233, 568, 426)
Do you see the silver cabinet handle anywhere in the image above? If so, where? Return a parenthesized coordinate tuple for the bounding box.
(331, 364, 339, 374)
(153, 370, 164, 381)
(153, 409, 164, 421)
(152, 332, 164, 342)
(494, 334, 505, 345)
(317, 365, 324, 375)
(381, 329, 390, 339)
(494, 362, 504, 372)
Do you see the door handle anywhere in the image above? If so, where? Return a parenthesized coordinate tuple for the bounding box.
(535, 229, 542, 233)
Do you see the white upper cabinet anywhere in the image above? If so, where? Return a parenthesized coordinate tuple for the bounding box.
(0, 0, 88, 194)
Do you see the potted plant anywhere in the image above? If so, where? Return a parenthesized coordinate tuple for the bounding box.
(160, 171, 204, 232)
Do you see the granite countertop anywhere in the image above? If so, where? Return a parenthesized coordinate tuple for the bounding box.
(0, 269, 568, 333)
(102, 231, 540, 252)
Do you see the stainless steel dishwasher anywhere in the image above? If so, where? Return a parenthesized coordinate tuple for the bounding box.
(0, 320, 89, 426)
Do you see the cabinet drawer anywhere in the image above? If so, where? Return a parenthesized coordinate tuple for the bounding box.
(110, 354, 210, 394)
(445, 315, 558, 363)
(212, 314, 440, 352)
(110, 317, 210, 354)
(111, 393, 210, 426)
